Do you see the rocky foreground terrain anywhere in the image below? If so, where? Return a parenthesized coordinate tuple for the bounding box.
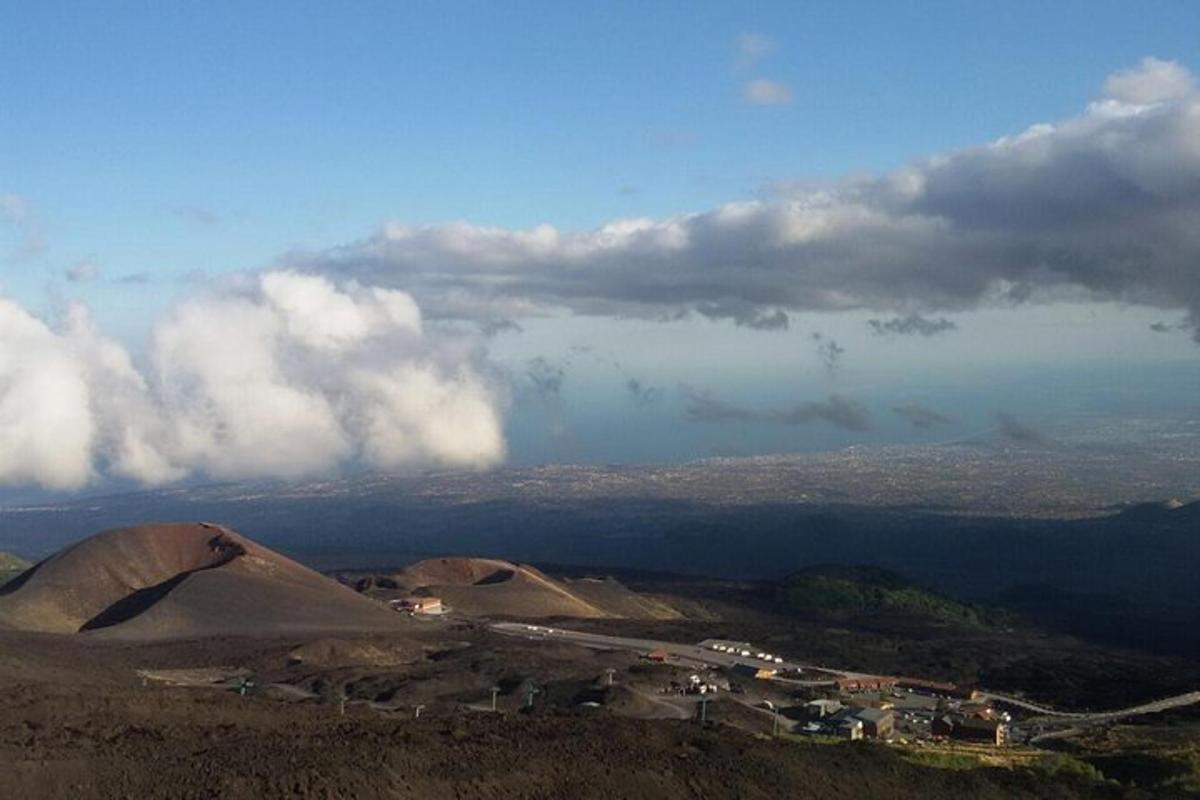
(0, 637, 1136, 800)
(3, 523, 1197, 798)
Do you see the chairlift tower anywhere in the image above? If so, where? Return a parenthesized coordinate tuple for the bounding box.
(525, 682, 542, 710)
(764, 700, 780, 736)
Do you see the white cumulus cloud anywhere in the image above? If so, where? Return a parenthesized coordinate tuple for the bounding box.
(1104, 56, 1196, 105)
(296, 57, 1200, 341)
(0, 272, 505, 490)
(0, 299, 98, 489)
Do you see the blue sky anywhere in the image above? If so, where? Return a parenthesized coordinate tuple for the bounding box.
(1, 1, 1199, 491)
(5, 2, 1199, 281)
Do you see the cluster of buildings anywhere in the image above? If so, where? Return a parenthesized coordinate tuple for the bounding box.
(797, 692, 1007, 745)
(647, 635, 1012, 747)
(801, 699, 895, 740)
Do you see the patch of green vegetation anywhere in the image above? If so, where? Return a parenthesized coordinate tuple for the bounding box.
(1030, 753, 1114, 786)
(0, 551, 30, 570)
(584, 572, 1200, 710)
(820, 740, 1123, 795)
(0, 551, 31, 588)
(1072, 723, 1200, 795)
(777, 565, 1004, 628)
(1083, 751, 1194, 791)
(899, 749, 986, 771)
(778, 732, 843, 747)
(1171, 747, 1200, 794)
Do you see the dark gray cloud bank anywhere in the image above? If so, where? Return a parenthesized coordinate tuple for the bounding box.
(810, 332, 846, 374)
(292, 59, 1200, 341)
(869, 314, 957, 337)
(893, 403, 953, 429)
(525, 357, 566, 402)
(626, 378, 663, 407)
(682, 387, 871, 431)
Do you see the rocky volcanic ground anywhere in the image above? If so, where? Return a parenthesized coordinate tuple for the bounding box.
(3, 683, 1118, 800)
(2, 525, 1193, 798)
(0, 629, 1143, 800)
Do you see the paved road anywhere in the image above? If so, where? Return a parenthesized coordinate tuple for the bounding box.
(492, 622, 1200, 723)
(1028, 727, 1084, 744)
(490, 622, 869, 680)
(983, 690, 1200, 722)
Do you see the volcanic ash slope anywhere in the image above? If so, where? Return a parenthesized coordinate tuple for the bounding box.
(0, 523, 405, 639)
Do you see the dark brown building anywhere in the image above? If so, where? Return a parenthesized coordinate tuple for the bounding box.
(896, 678, 981, 701)
(932, 715, 1005, 745)
(836, 675, 898, 692)
(960, 703, 996, 720)
(852, 707, 894, 739)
